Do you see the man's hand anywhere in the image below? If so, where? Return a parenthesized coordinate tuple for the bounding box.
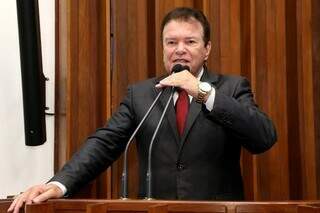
(7, 184, 63, 213)
(156, 70, 199, 97)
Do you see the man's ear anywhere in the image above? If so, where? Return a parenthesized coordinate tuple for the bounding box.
(204, 41, 212, 61)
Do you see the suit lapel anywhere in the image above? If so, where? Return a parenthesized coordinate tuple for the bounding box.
(179, 99, 202, 145)
(155, 80, 180, 145)
(164, 96, 180, 144)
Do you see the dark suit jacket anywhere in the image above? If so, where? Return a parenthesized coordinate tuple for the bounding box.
(51, 69, 277, 200)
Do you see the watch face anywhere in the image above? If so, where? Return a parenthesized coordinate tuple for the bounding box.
(199, 82, 211, 92)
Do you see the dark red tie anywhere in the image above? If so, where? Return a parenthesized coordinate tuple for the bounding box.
(175, 89, 189, 136)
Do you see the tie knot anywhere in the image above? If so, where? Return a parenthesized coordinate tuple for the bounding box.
(177, 89, 188, 95)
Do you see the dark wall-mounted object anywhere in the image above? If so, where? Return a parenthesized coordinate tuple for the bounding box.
(16, 0, 46, 146)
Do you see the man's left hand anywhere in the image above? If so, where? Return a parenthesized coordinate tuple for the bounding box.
(155, 70, 199, 97)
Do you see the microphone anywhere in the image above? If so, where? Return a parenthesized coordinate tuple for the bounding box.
(145, 64, 190, 200)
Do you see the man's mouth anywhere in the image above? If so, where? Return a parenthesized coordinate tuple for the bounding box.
(173, 59, 190, 63)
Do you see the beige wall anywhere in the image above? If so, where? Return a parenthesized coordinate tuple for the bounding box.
(0, 0, 55, 198)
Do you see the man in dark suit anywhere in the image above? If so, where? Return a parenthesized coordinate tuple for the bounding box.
(9, 7, 276, 213)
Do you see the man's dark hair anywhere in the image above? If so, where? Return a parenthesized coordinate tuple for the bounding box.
(161, 7, 211, 46)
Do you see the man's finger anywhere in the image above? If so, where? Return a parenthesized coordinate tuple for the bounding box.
(7, 197, 18, 212)
(25, 189, 42, 205)
(32, 187, 62, 203)
(8, 184, 48, 212)
(32, 190, 54, 203)
(12, 196, 26, 213)
(155, 83, 165, 88)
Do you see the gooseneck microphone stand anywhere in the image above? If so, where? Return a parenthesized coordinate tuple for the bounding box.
(120, 89, 164, 199)
(120, 64, 188, 199)
(145, 64, 190, 200)
(145, 87, 174, 199)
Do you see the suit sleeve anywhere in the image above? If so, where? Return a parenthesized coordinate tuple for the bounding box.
(50, 86, 136, 195)
(208, 77, 277, 154)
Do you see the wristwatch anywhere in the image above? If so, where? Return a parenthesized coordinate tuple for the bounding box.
(196, 81, 212, 103)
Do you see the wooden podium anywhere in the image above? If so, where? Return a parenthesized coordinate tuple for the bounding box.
(2, 199, 320, 213)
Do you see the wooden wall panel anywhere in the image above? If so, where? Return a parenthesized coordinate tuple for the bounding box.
(56, 0, 110, 198)
(56, 0, 320, 201)
(110, 0, 155, 198)
(297, 0, 318, 199)
(258, 0, 290, 200)
(312, 0, 320, 198)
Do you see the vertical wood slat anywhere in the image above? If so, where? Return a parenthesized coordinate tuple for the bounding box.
(285, 0, 302, 200)
(106, 0, 112, 199)
(267, 0, 289, 200)
(253, 0, 268, 201)
(297, 0, 317, 199)
(55, 0, 68, 172)
(312, 0, 320, 198)
(249, 0, 258, 201)
(230, 0, 241, 74)
(219, 0, 231, 73)
(95, 0, 112, 199)
(239, 0, 254, 200)
(200, 0, 221, 72)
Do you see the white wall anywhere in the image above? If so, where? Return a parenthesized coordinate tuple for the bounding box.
(0, 0, 55, 198)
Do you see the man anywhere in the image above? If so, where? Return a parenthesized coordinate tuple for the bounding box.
(9, 7, 276, 213)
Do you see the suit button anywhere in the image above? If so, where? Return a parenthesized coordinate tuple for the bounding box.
(177, 163, 185, 171)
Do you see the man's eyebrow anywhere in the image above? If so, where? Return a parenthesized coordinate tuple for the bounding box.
(164, 36, 198, 40)
(185, 37, 198, 40)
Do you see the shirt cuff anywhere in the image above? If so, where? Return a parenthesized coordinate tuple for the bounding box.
(204, 87, 216, 111)
(47, 181, 67, 195)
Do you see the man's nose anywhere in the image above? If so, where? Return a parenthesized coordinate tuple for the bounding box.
(175, 42, 186, 55)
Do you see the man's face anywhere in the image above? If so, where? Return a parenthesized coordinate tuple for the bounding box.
(162, 18, 211, 75)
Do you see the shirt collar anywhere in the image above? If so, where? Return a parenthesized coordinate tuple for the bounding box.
(196, 67, 204, 81)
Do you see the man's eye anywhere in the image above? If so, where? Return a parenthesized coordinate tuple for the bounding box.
(187, 40, 196, 44)
(167, 41, 176, 45)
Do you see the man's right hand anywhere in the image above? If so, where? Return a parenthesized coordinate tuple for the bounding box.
(7, 183, 63, 213)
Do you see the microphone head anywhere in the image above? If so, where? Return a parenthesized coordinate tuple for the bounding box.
(171, 64, 190, 73)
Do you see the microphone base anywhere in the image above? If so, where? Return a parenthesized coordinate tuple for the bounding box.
(119, 197, 131, 200)
(144, 197, 155, 201)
